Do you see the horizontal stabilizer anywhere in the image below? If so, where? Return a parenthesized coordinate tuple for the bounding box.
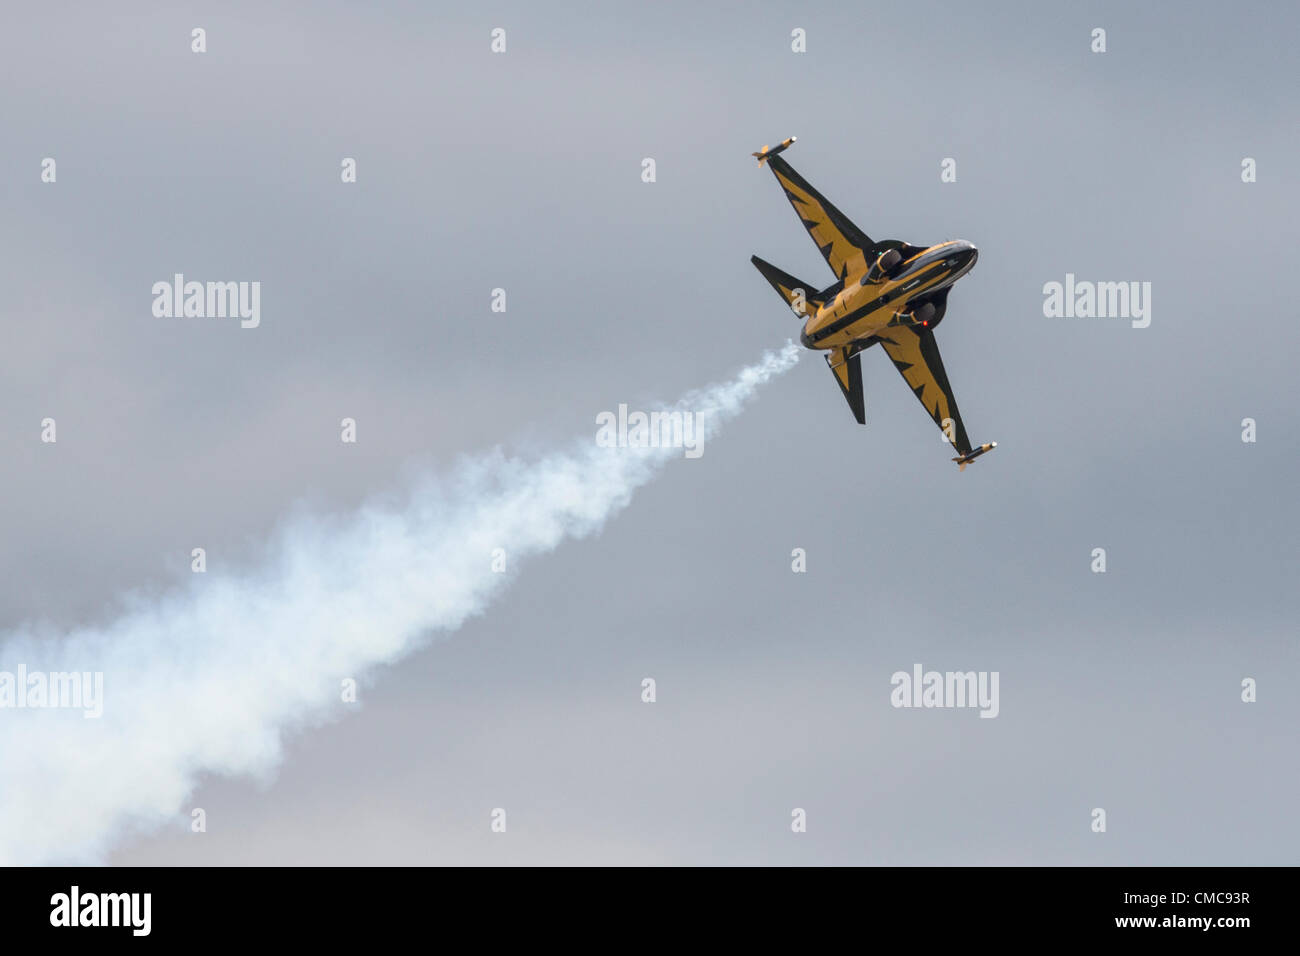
(751, 255, 824, 318)
(826, 346, 866, 424)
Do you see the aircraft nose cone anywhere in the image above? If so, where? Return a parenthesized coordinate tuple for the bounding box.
(951, 241, 977, 272)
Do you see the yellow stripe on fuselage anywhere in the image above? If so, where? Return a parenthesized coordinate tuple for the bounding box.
(803, 242, 961, 349)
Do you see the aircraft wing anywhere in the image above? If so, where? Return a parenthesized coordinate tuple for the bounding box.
(876, 326, 973, 455)
(765, 155, 873, 282)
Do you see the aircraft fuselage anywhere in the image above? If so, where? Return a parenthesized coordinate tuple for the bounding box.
(800, 240, 978, 350)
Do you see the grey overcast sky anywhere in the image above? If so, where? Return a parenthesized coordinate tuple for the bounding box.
(1, 0, 1296, 864)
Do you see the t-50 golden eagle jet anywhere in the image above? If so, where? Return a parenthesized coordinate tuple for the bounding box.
(751, 137, 996, 470)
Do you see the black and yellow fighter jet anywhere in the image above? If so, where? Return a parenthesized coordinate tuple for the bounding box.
(751, 137, 996, 470)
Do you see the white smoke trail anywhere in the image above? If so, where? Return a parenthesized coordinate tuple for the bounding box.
(0, 342, 800, 864)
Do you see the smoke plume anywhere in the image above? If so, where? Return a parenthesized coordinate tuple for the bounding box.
(0, 343, 800, 864)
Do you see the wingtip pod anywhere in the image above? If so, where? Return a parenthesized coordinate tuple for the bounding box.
(752, 136, 796, 166)
(953, 441, 997, 471)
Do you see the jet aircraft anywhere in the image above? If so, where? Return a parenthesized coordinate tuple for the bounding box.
(751, 137, 996, 469)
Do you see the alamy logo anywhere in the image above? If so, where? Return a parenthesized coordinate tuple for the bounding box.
(50, 886, 151, 936)
(596, 404, 707, 459)
(1042, 273, 1151, 328)
(151, 274, 261, 328)
(0, 666, 103, 718)
(890, 664, 1000, 718)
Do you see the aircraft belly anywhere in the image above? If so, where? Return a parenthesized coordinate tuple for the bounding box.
(812, 307, 889, 348)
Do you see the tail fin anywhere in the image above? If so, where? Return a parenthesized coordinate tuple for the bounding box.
(751, 255, 824, 318)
